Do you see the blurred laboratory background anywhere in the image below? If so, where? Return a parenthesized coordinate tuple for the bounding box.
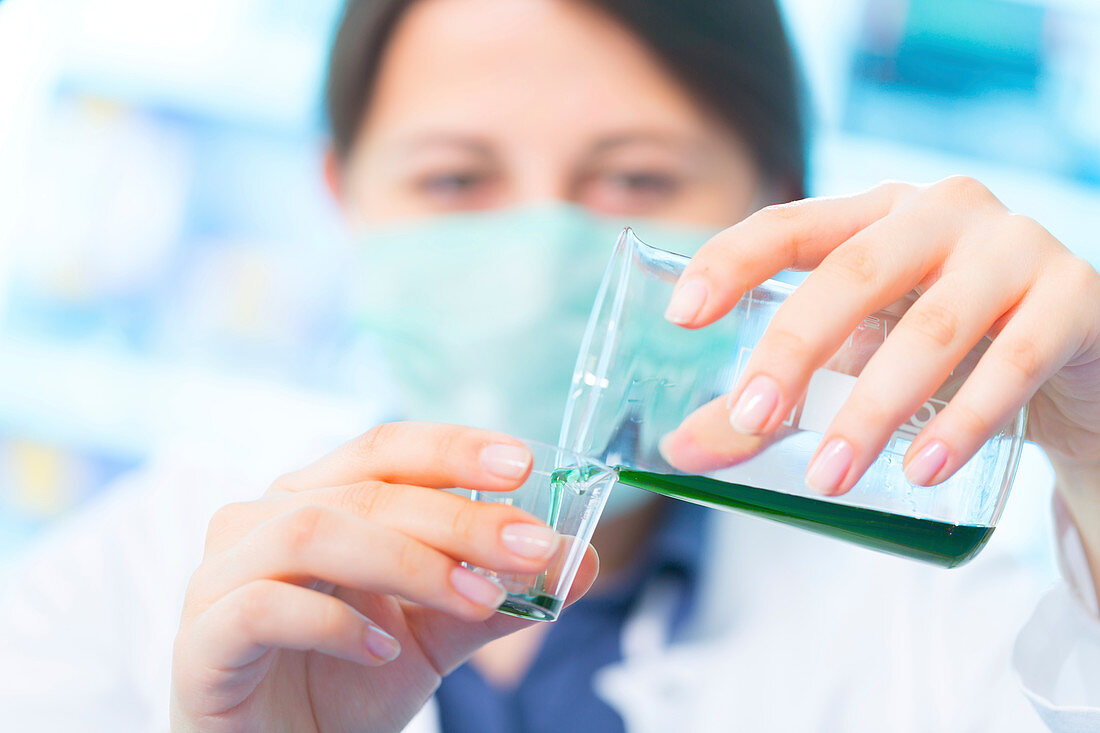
(0, 0, 1097, 568)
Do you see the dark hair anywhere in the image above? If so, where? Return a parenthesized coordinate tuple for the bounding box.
(325, 0, 807, 198)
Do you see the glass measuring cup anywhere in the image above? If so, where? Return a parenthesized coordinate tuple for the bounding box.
(559, 228, 1027, 567)
(464, 440, 616, 621)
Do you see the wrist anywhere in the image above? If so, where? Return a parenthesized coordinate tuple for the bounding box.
(1047, 450, 1100, 607)
(1048, 451, 1100, 506)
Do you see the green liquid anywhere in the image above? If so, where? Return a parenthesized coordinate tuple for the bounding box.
(497, 592, 564, 622)
(493, 467, 601, 622)
(546, 465, 602, 525)
(615, 470, 993, 568)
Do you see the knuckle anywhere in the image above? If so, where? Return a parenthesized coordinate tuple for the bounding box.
(763, 326, 811, 364)
(1004, 213, 1047, 246)
(340, 481, 397, 518)
(876, 179, 913, 195)
(998, 338, 1045, 385)
(431, 428, 464, 470)
(949, 401, 991, 441)
(233, 581, 277, 634)
(1065, 256, 1099, 293)
(875, 179, 915, 207)
(316, 597, 346, 639)
(356, 422, 403, 459)
(184, 567, 223, 617)
(182, 567, 214, 613)
(756, 202, 809, 264)
(488, 501, 528, 526)
(204, 502, 252, 555)
(282, 506, 328, 555)
(822, 244, 879, 288)
(695, 245, 748, 281)
(267, 472, 297, 494)
(902, 302, 961, 348)
(207, 501, 247, 535)
(393, 537, 427, 579)
(934, 175, 996, 207)
(843, 390, 893, 431)
(449, 501, 483, 544)
(758, 200, 804, 223)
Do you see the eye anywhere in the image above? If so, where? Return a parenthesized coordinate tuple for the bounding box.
(420, 171, 488, 196)
(410, 167, 499, 210)
(609, 171, 678, 195)
(580, 168, 683, 215)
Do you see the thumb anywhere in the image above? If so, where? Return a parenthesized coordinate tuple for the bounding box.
(661, 393, 789, 474)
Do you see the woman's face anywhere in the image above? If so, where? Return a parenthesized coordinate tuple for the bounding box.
(331, 0, 765, 228)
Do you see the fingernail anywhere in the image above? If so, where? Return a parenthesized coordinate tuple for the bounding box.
(501, 523, 558, 559)
(479, 444, 532, 480)
(664, 279, 708, 325)
(729, 375, 780, 434)
(364, 625, 401, 662)
(450, 566, 507, 608)
(805, 438, 853, 495)
(905, 441, 949, 486)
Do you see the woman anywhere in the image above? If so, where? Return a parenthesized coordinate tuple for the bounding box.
(3, 1, 1099, 731)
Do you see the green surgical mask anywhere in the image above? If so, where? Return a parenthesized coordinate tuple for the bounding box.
(353, 203, 717, 515)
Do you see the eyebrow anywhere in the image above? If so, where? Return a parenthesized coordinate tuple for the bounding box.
(584, 131, 707, 158)
(396, 133, 495, 158)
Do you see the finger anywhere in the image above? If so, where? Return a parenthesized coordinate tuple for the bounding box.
(321, 482, 560, 572)
(658, 393, 789, 473)
(195, 506, 512, 623)
(721, 206, 960, 443)
(270, 421, 532, 494)
(659, 314, 893, 473)
(206, 482, 561, 570)
(666, 176, 1007, 329)
(802, 253, 1032, 495)
(901, 266, 1094, 486)
(187, 579, 401, 673)
(664, 182, 911, 328)
(403, 543, 600, 676)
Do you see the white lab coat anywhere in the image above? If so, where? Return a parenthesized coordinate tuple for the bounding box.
(0, 424, 1098, 733)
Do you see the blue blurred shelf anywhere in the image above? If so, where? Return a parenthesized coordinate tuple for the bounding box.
(52, 0, 345, 133)
(811, 130, 1100, 267)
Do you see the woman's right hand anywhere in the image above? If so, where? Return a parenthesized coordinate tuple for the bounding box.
(170, 421, 598, 732)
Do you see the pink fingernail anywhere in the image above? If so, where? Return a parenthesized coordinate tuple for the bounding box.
(364, 625, 401, 662)
(501, 523, 558, 559)
(664, 279, 708, 325)
(905, 441, 949, 486)
(805, 438, 853, 495)
(479, 444, 532, 480)
(729, 375, 781, 434)
(450, 566, 507, 608)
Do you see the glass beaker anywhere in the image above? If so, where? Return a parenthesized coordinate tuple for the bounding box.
(464, 440, 616, 621)
(560, 228, 1027, 567)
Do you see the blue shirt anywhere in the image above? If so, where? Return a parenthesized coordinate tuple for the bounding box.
(435, 499, 709, 733)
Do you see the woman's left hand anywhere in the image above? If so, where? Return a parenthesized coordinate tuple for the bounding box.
(660, 176, 1100, 499)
